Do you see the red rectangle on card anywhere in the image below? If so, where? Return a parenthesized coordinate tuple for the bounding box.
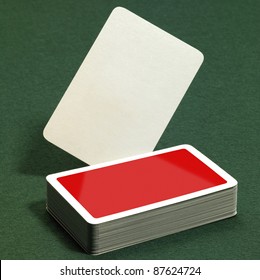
(53, 146, 227, 219)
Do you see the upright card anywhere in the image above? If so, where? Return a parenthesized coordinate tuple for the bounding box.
(44, 7, 204, 165)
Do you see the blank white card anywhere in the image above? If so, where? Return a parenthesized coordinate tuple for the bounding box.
(44, 7, 204, 165)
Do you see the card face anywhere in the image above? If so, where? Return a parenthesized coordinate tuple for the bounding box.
(47, 145, 237, 224)
(43, 7, 204, 165)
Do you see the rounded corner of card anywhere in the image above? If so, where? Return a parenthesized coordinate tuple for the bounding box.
(46, 174, 54, 184)
(230, 177, 238, 187)
(178, 144, 195, 151)
(197, 50, 204, 64)
(43, 124, 50, 141)
(111, 6, 128, 15)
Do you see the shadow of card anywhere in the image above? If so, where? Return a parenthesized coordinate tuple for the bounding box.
(19, 122, 86, 176)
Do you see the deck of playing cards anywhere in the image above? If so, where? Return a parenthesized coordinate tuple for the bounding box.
(44, 7, 237, 254)
(46, 145, 237, 255)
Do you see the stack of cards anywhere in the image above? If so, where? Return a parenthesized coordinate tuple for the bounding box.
(46, 145, 237, 254)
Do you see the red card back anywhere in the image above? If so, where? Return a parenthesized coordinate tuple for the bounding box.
(57, 149, 226, 218)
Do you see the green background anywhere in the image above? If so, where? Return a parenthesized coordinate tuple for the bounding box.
(1, 0, 259, 259)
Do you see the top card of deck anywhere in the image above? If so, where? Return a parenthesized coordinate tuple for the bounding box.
(43, 7, 204, 165)
(46, 145, 237, 224)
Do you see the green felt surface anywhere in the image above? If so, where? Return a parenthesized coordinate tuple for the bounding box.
(0, 0, 259, 259)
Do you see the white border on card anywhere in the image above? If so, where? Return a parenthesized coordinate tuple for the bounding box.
(46, 144, 237, 225)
